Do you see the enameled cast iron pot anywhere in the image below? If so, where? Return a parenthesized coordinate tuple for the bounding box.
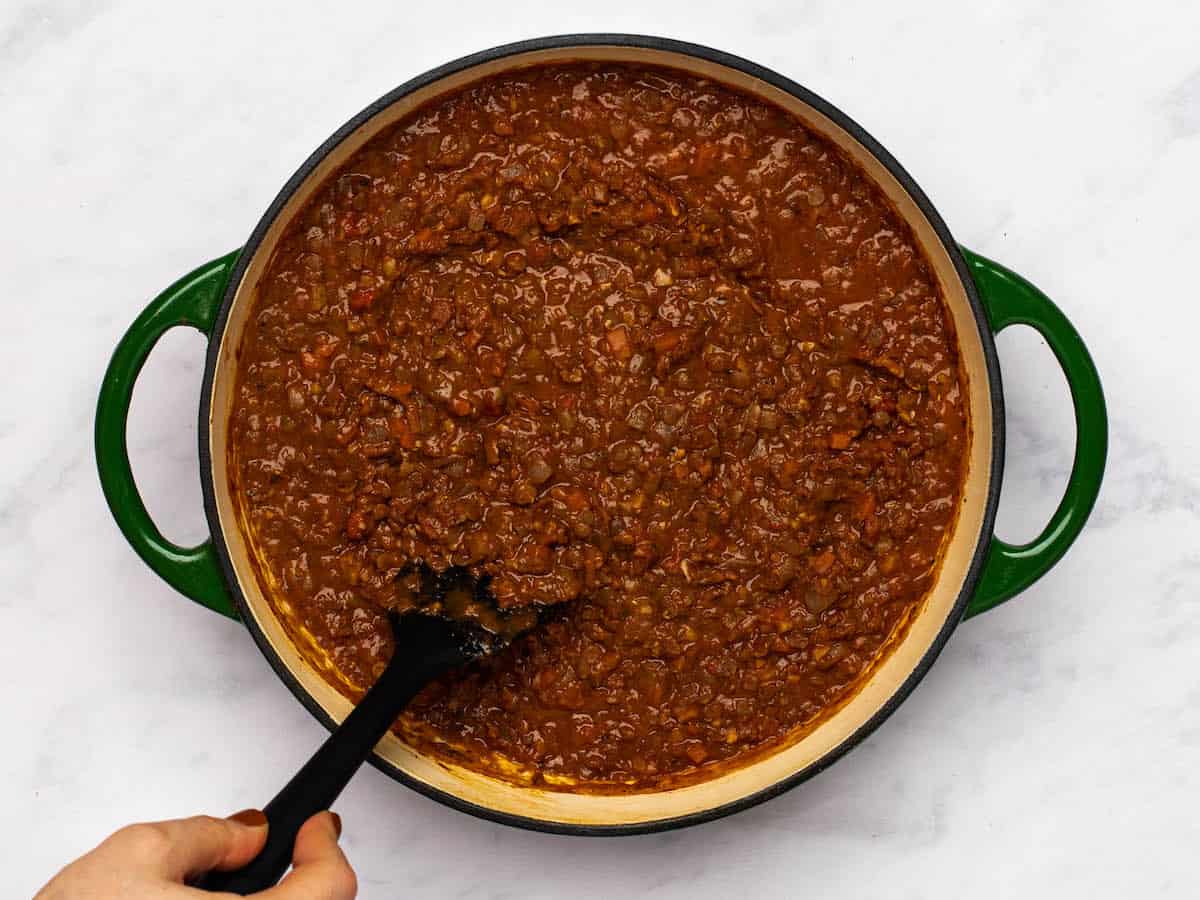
(96, 35, 1108, 835)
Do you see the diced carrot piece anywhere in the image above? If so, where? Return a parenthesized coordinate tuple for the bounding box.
(606, 326, 632, 361)
(652, 328, 686, 353)
(557, 486, 589, 511)
(350, 287, 377, 311)
(388, 416, 415, 449)
(811, 549, 835, 574)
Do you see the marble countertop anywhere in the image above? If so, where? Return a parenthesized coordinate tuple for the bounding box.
(5, 1, 1198, 896)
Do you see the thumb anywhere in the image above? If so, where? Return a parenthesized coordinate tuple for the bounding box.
(152, 810, 269, 880)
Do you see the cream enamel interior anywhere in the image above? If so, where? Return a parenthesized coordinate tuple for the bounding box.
(207, 45, 995, 828)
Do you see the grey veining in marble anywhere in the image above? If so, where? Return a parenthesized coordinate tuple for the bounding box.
(3, 2, 1197, 897)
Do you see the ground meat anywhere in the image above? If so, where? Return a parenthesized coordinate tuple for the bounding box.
(230, 63, 968, 790)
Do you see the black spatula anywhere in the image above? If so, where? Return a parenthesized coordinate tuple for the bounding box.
(196, 565, 540, 894)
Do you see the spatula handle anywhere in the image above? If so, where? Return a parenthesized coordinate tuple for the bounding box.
(196, 617, 471, 893)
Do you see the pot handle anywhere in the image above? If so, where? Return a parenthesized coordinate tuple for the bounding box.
(961, 248, 1107, 618)
(95, 252, 241, 619)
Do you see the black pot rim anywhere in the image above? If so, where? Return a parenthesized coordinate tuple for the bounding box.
(198, 32, 1006, 837)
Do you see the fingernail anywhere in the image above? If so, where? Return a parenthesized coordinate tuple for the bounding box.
(331, 812, 343, 838)
(228, 808, 268, 828)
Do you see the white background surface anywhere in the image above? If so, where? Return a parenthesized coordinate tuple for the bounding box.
(4, 2, 1198, 897)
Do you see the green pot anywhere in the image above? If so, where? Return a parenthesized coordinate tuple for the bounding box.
(95, 35, 1107, 835)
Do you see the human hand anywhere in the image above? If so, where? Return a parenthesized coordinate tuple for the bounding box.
(35, 809, 356, 899)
